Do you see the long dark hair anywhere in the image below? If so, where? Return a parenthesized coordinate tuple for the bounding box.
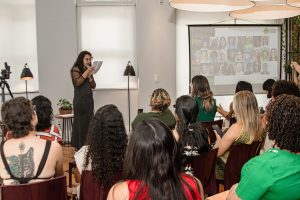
(72, 51, 92, 74)
(191, 75, 214, 112)
(124, 118, 196, 200)
(175, 95, 210, 158)
(31, 95, 53, 131)
(84, 104, 127, 190)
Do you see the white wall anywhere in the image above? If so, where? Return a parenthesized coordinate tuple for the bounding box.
(136, 0, 176, 112)
(175, 10, 282, 110)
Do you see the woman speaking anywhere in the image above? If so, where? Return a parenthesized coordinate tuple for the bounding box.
(71, 51, 96, 149)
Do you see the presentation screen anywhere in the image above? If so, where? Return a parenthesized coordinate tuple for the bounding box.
(189, 25, 281, 95)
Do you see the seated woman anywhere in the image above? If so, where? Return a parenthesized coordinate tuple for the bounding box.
(74, 104, 127, 198)
(227, 94, 300, 200)
(131, 88, 176, 129)
(108, 118, 204, 200)
(213, 91, 263, 179)
(31, 95, 62, 144)
(174, 95, 210, 175)
(191, 75, 217, 122)
(218, 80, 253, 120)
(0, 97, 63, 185)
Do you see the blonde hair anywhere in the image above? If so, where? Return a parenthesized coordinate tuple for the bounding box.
(233, 91, 263, 141)
(150, 88, 171, 112)
(191, 75, 214, 112)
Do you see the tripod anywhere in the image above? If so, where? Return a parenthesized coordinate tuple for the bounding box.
(0, 78, 13, 103)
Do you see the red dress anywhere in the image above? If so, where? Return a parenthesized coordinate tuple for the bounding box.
(126, 174, 202, 200)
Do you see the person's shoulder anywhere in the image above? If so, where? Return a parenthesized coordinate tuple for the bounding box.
(107, 181, 128, 200)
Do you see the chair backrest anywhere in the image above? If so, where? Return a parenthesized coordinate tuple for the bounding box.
(1, 176, 67, 200)
(80, 170, 123, 200)
(223, 141, 262, 190)
(191, 148, 218, 195)
(201, 119, 223, 143)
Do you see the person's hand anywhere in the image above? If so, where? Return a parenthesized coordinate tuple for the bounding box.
(226, 184, 240, 200)
(218, 104, 224, 111)
(291, 61, 300, 73)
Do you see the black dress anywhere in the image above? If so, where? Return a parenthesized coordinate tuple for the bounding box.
(71, 66, 96, 149)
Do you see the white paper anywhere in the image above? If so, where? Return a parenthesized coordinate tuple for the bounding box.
(92, 61, 103, 74)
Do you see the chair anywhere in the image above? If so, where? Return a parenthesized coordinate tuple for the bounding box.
(222, 141, 262, 190)
(201, 119, 223, 144)
(80, 170, 123, 200)
(191, 148, 218, 196)
(1, 176, 67, 200)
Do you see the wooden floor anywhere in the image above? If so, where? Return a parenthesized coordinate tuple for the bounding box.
(62, 146, 78, 197)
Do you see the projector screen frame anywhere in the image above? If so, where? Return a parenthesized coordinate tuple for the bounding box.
(188, 24, 283, 95)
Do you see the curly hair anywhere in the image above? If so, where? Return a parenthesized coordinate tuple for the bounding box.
(31, 95, 53, 131)
(271, 80, 300, 98)
(149, 88, 171, 111)
(191, 75, 214, 112)
(1, 97, 35, 138)
(84, 104, 127, 190)
(71, 51, 92, 74)
(268, 95, 300, 153)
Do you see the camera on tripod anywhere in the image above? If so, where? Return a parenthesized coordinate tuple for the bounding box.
(1, 62, 11, 80)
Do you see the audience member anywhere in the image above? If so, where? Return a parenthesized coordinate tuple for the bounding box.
(218, 81, 253, 119)
(213, 91, 263, 180)
(131, 88, 176, 129)
(291, 61, 300, 86)
(108, 118, 204, 200)
(0, 97, 63, 185)
(227, 95, 300, 200)
(31, 95, 62, 144)
(174, 95, 210, 175)
(271, 80, 300, 98)
(74, 104, 127, 198)
(262, 79, 275, 99)
(191, 75, 217, 122)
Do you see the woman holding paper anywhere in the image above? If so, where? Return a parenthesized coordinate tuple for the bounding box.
(71, 50, 96, 149)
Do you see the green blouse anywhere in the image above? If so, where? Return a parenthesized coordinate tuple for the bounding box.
(194, 96, 217, 122)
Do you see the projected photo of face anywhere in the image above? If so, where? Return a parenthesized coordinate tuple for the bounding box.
(261, 63, 269, 74)
(218, 50, 227, 62)
(221, 62, 235, 75)
(245, 36, 254, 49)
(200, 50, 209, 62)
(228, 36, 237, 49)
(253, 62, 261, 73)
(244, 62, 252, 75)
(253, 36, 261, 48)
(236, 49, 244, 62)
(227, 49, 236, 62)
(201, 40, 209, 50)
(237, 36, 246, 49)
(243, 50, 253, 63)
(200, 63, 211, 76)
(261, 48, 270, 62)
(253, 48, 261, 63)
(210, 37, 219, 50)
(235, 62, 244, 74)
(262, 36, 269, 46)
(219, 37, 227, 49)
(209, 51, 218, 63)
(270, 48, 278, 61)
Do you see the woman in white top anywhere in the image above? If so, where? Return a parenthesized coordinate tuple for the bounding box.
(74, 104, 128, 198)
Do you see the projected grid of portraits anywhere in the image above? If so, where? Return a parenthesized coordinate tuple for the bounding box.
(190, 35, 277, 76)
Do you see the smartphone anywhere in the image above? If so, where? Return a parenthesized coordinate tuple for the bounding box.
(212, 124, 224, 137)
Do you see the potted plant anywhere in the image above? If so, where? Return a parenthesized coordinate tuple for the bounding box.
(57, 98, 73, 115)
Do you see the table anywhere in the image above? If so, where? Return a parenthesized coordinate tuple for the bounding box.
(55, 114, 74, 145)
